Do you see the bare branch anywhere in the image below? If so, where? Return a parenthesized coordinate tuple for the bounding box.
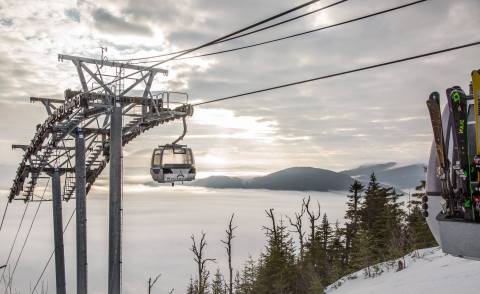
(147, 273, 162, 294)
(288, 200, 307, 259)
(191, 231, 215, 294)
(303, 196, 321, 244)
(221, 213, 236, 294)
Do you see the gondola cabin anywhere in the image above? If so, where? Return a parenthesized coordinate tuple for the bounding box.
(150, 144, 196, 183)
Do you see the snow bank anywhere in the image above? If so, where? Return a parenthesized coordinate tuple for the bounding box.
(326, 247, 480, 294)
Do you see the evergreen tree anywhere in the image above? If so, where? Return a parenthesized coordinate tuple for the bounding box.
(211, 269, 227, 294)
(308, 274, 324, 294)
(328, 221, 346, 278)
(187, 278, 195, 294)
(346, 180, 364, 231)
(407, 181, 437, 251)
(385, 187, 407, 259)
(360, 173, 390, 262)
(344, 180, 364, 266)
(234, 257, 257, 294)
(253, 210, 296, 294)
(319, 213, 332, 252)
(350, 227, 374, 276)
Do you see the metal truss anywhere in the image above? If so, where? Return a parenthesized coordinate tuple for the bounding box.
(9, 54, 193, 202)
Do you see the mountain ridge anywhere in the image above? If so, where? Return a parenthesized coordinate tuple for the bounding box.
(192, 166, 353, 192)
(190, 163, 425, 191)
(342, 162, 425, 189)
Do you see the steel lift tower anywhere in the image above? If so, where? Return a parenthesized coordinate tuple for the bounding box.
(8, 54, 193, 294)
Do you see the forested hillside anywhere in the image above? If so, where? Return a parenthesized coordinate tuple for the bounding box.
(185, 174, 436, 293)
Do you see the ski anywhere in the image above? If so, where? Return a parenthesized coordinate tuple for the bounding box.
(426, 92, 448, 173)
(471, 70, 480, 216)
(472, 70, 480, 155)
(447, 86, 471, 218)
(426, 91, 453, 215)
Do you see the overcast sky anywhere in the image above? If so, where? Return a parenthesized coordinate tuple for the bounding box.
(1, 0, 480, 183)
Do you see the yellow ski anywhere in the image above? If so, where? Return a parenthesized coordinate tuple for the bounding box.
(471, 70, 480, 217)
(472, 70, 480, 154)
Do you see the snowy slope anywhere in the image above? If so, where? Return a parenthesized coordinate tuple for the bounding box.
(326, 247, 480, 294)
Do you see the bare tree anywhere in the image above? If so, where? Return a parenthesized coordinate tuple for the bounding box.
(191, 232, 216, 294)
(303, 196, 321, 245)
(147, 273, 161, 294)
(221, 214, 236, 294)
(263, 209, 278, 243)
(288, 200, 307, 259)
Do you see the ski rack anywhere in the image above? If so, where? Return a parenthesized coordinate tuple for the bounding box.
(426, 69, 480, 260)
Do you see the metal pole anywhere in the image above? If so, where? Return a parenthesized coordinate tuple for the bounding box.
(108, 102, 122, 294)
(76, 128, 88, 294)
(52, 169, 66, 294)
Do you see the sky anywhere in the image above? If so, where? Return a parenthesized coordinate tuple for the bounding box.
(0, 0, 480, 184)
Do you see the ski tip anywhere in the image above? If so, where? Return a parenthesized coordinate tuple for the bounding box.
(446, 86, 465, 99)
(429, 91, 440, 104)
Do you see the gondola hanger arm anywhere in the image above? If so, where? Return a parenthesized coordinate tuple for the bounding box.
(172, 116, 187, 145)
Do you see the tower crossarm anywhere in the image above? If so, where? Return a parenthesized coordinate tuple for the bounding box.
(8, 92, 192, 202)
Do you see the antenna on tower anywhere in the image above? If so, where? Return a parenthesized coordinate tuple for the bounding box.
(99, 46, 108, 66)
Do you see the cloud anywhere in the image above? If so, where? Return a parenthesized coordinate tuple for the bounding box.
(64, 8, 80, 23)
(92, 8, 153, 36)
(1, 0, 480, 180)
(0, 18, 13, 26)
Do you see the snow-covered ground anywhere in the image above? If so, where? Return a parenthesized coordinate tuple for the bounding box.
(326, 247, 480, 294)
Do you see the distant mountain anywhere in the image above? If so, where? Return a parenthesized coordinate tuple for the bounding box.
(193, 176, 245, 189)
(341, 162, 397, 177)
(341, 162, 425, 189)
(192, 167, 354, 192)
(190, 163, 425, 192)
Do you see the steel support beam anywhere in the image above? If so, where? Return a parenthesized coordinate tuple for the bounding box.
(142, 73, 156, 119)
(52, 170, 66, 294)
(108, 103, 122, 294)
(120, 73, 150, 97)
(58, 54, 168, 75)
(30, 96, 65, 104)
(73, 61, 89, 92)
(76, 129, 88, 294)
(80, 63, 115, 96)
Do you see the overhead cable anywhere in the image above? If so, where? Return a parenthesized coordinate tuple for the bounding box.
(114, 0, 348, 62)
(30, 208, 76, 294)
(0, 202, 30, 283)
(3, 180, 50, 294)
(193, 41, 480, 106)
(79, 0, 326, 94)
(132, 0, 429, 64)
(0, 201, 8, 231)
